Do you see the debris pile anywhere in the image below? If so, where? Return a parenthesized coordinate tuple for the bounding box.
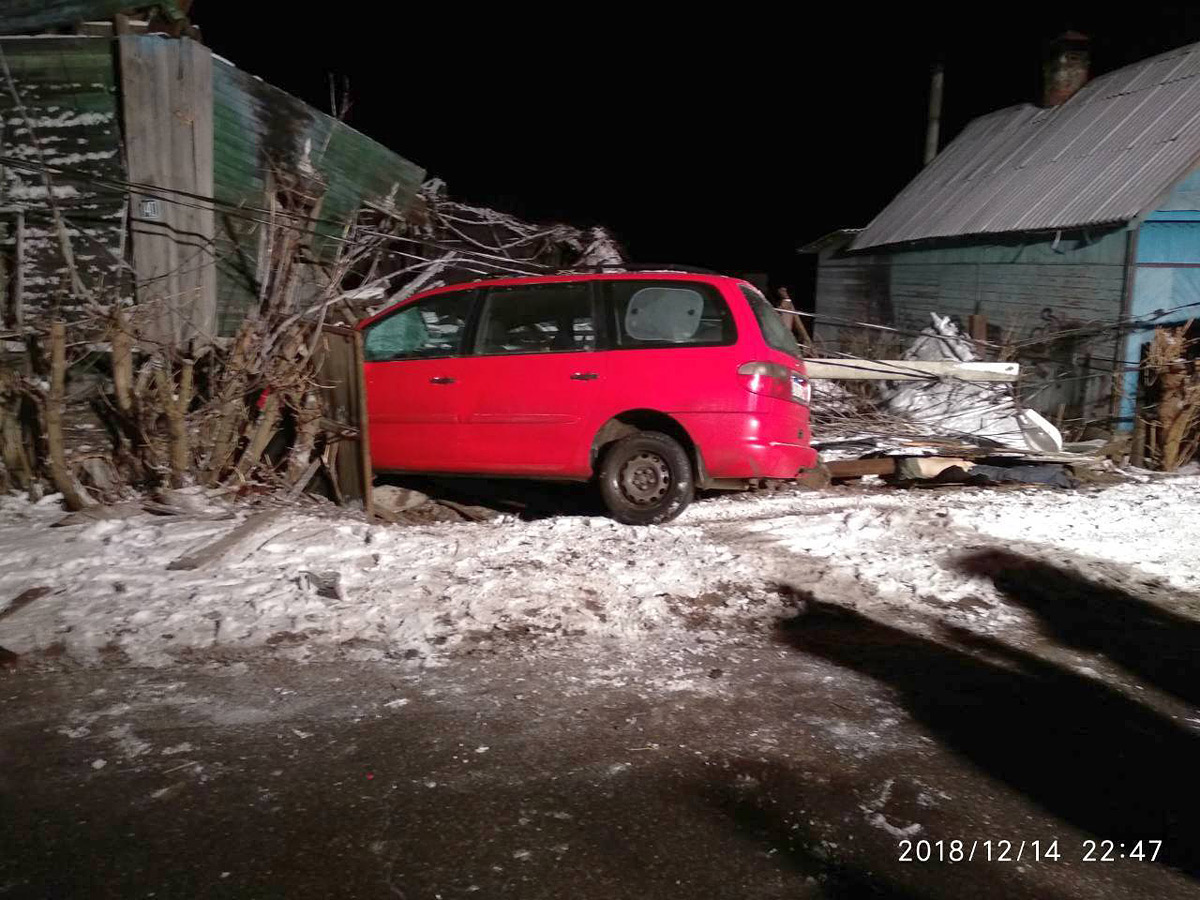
(883, 314, 1062, 453)
(807, 313, 1106, 486)
(0, 176, 624, 511)
(1139, 323, 1200, 471)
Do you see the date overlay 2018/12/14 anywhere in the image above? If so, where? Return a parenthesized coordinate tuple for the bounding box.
(898, 839, 1164, 863)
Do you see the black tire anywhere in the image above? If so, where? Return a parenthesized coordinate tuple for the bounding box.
(597, 431, 694, 525)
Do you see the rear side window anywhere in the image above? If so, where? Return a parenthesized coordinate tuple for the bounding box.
(363, 291, 476, 361)
(740, 285, 802, 359)
(476, 283, 596, 354)
(610, 280, 734, 348)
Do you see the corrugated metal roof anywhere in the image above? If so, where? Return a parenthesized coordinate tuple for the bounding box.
(852, 42, 1200, 251)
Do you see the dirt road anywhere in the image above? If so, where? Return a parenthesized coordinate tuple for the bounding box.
(3, 620, 1197, 899)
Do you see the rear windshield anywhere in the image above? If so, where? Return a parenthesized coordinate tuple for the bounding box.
(740, 285, 802, 359)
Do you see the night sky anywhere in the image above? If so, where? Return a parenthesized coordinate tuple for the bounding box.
(193, 5, 1200, 303)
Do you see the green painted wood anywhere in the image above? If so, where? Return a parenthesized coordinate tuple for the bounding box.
(0, 36, 125, 323)
(0, 1, 185, 34)
(211, 57, 425, 335)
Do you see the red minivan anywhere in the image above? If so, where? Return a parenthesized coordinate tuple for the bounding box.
(358, 272, 817, 524)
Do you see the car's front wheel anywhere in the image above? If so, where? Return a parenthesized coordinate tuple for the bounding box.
(597, 431, 694, 525)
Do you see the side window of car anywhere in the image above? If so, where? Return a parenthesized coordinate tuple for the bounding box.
(362, 291, 476, 362)
(611, 281, 734, 348)
(476, 283, 597, 355)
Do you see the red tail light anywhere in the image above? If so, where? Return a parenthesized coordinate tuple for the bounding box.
(738, 362, 809, 405)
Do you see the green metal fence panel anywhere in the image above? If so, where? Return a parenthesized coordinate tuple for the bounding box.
(211, 58, 424, 335)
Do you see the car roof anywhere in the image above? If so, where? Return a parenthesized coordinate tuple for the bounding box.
(358, 271, 753, 328)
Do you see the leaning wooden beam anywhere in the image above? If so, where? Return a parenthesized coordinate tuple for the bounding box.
(230, 391, 281, 483)
(351, 330, 375, 521)
(803, 360, 1019, 382)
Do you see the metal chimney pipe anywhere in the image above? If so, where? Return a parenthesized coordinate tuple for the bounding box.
(924, 63, 944, 166)
(1043, 32, 1090, 107)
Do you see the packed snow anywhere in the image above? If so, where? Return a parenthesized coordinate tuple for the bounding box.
(1, 476, 1199, 668)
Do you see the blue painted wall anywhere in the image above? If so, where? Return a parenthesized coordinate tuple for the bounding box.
(1119, 167, 1200, 424)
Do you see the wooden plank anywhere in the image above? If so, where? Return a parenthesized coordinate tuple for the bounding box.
(121, 35, 166, 340)
(803, 359, 1019, 382)
(331, 337, 359, 503)
(165, 510, 282, 571)
(167, 37, 193, 339)
(193, 39, 216, 338)
(825, 458, 898, 479)
(120, 36, 215, 345)
(968, 313, 988, 343)
(353, 329, 374, 520)
(12, 212, 23, 332)
(174, 37, 215, 339)
(0, 586, 50, 623)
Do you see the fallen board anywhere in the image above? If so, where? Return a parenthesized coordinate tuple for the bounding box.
(803, 360, 1019, 382)
(165, 510, 283, 571)
(825, 458, 898, 478)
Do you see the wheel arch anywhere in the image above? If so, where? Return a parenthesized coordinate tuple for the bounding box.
(589, 409, 710, 486)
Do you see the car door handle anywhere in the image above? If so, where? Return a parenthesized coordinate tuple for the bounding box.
(570, 372, 599, 381)
(429, 376, 456, 384)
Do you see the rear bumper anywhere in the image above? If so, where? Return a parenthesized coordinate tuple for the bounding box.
(675, 410, 818, 479)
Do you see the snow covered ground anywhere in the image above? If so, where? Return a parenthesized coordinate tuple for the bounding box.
(2, 476, 1199, 667)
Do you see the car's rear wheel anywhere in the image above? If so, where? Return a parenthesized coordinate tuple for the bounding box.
(597, 431, 694, 525)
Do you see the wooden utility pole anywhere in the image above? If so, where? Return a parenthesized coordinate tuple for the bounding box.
(777, 287, 812, 349)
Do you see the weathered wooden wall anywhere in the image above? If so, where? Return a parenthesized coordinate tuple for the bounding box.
(211, 58, 425, 335)
(119, 34, 215, 344)
(813, 227, 1131, 425)
(0, 36, 126, 325)
(2, 34, 425, 340)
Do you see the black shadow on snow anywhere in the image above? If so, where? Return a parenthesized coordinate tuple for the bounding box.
(379, 475, 737, 521)
(378, 474, 605, 520)
(772, 590, 1200, 880)
(958, 549, 1200, 709)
